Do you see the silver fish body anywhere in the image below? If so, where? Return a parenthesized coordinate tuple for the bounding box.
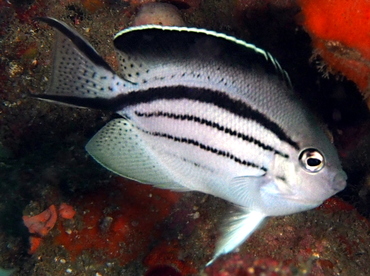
(34, 18, 347, 264)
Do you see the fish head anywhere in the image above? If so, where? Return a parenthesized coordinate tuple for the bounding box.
(272, 144, 346, 213)
(292, 145, 347, 203)
(261, 139, 347, 216)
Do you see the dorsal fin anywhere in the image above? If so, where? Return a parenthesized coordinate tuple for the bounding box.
(113, 25, 292, 89)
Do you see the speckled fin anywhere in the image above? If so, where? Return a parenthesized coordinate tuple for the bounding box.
(86, 118, 189, 191)
(207, 209, 266, 266)
(33, 17, 123, 107)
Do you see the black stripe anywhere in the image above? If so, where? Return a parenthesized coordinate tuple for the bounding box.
(140, 129, 268, 172)
(135, 111, 289, 158)
(179, 156, 214, 172)
(35, 86, 299, 150)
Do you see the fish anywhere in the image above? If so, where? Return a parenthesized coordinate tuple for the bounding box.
(33, 17, 347, 265)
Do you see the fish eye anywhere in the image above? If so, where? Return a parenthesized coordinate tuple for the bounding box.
(299, 148, 325, 172)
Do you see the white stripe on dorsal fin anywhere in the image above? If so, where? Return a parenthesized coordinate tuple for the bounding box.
(206, 209, 266, 266)
(113, 24, 292, 89)
(85, 118, 189, 191)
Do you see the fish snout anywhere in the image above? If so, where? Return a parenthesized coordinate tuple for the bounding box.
(331, 171, 347, 193)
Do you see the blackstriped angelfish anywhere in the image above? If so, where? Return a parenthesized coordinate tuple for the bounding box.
(33, 18, 347, 265)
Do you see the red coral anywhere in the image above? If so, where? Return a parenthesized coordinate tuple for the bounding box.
(23, 205, 58, 254)
(143, 240, 197, 275)
(23, 205, 57, 237)
(27, 236, 42, 254)
(317, 197, 355, 212)
(58, 203, 76, 219)
(54, 178, 181, 265)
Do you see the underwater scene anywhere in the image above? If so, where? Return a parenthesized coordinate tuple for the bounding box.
(0, 0, 369, 275)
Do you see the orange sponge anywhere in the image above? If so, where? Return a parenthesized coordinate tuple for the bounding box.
(299, 0, 370, 107)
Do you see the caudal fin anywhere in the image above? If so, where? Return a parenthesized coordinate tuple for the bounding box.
(33, 17, 126, 109)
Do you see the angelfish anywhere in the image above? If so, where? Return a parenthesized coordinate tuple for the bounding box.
(33, 17, 347, 265)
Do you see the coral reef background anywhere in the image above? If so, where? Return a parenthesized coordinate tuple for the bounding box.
(0, 0, 369, 275)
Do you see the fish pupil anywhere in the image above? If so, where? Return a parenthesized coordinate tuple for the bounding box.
(307, 158, 321, 167)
